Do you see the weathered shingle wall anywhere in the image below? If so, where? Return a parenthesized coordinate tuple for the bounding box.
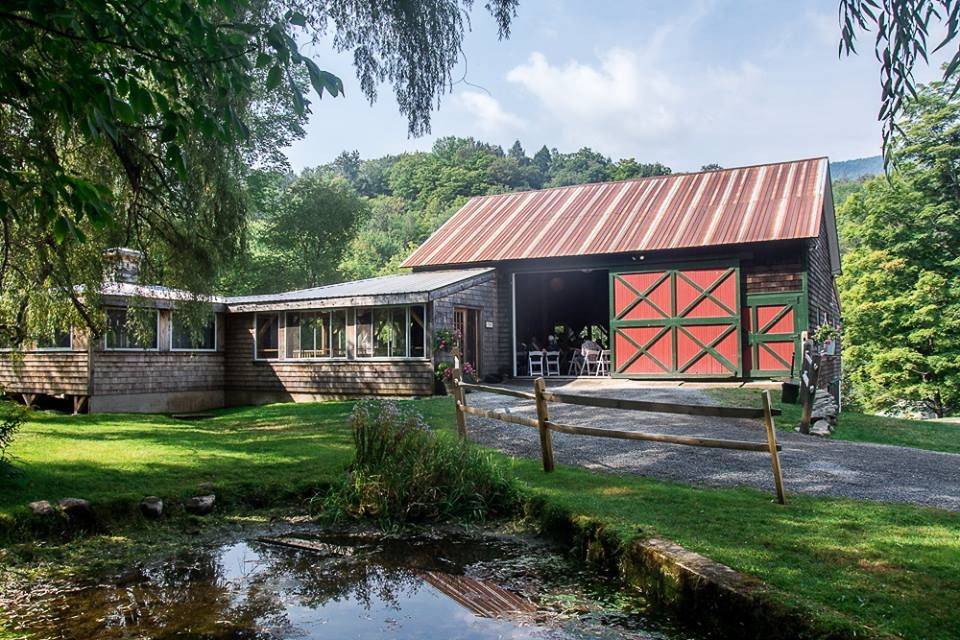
(431, 274, 507, 377)
(0, 351, 89, 396)
(806, 217, 842, 388)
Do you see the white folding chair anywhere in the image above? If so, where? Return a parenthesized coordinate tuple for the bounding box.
(567, 351, 586, 375)
(582, 349, 600, 376)
(528, 350, 544, 377)
(595, 349, 611, 376)
(545, 350, 561, 376)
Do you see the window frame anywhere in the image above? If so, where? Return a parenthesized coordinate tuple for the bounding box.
(356, 304, 428, 360)
(253, 312, 281, 361)
(169, 311, 218, 353)
(282, 309, 349, 361)
(103, 307, 160, 352)
(35, 328, 73, 352)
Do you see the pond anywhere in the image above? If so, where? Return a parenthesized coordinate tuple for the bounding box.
(5, 525, 712, 640)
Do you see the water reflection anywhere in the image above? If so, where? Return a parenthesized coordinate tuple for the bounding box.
(8, 527, 702, 640)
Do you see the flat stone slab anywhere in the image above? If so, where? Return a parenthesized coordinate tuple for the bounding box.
(171, 413, 216, 421)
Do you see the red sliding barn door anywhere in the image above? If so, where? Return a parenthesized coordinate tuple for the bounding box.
(611, 266, 742, 378)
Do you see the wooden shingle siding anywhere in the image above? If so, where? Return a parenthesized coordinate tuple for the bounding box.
(224, 313, 433, 398)
(0, 351, 89, 395)
(92, 352, 225, 395)
(806, 217, 842, 390)
(806, 218, 841, 333)
(432, 274, 506, 377)
(743, 260, 804, 294)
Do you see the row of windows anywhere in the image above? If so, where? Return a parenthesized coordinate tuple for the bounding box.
(105, 308, 217, 351)
(255, 306, 427, 360)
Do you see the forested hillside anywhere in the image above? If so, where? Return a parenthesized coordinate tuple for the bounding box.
(831, 155, 883, 180)
(224, 138, 672, 294)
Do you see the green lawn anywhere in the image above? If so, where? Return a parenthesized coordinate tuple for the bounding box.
(0, 402, 356, 531)
(705, 387, 960, 454)
(1, 397, 959, 639)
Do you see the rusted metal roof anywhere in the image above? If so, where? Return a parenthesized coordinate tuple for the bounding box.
(402, 157, 829, 268)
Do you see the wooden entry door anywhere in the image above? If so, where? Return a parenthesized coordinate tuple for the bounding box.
(746, 293, 802, 377)
(610, 266, 742, 378)
(453, 307, 480, 373)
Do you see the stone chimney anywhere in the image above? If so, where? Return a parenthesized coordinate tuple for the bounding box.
(103, 247, 142, 284)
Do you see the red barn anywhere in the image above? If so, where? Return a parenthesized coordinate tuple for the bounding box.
(403, 157, 841, 385)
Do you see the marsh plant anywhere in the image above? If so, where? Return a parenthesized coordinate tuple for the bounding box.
(326, 400, 516, 524)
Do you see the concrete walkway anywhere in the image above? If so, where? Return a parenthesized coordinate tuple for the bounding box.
(460, 380, 960, 511)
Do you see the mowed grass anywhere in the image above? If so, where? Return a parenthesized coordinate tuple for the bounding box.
(425, 397, 960, 640)
(2, 397, 959, 639)
(0, 402, 356, 527)
(705, 387, 960, 454)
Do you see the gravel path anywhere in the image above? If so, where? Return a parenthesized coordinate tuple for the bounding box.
(460, 381, 960, 511)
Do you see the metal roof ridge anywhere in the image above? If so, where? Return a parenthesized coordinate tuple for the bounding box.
(453, 156, 830, 203)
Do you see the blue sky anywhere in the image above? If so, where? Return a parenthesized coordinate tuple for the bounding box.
(285, 0, 949, 172)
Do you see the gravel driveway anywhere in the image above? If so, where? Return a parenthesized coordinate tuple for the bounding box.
(459, 380, 960, 511)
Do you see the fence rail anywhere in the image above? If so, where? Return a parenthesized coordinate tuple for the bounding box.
(450, 367, 786, 504)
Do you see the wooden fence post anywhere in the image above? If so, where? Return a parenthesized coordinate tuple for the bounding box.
(798, 340, 821, 435)
(762, 390, 786, 505)
(533, 377, 555, 472)
(451, 366, 467, 439)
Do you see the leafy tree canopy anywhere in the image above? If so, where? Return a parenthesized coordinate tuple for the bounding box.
(227, 137, 673, 289)
(841, 0, 960, 159)
(0, 0, 517, 344)
(838, 74, 960, 417)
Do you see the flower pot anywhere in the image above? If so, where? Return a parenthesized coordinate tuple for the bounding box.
(820, 340, 836, 356)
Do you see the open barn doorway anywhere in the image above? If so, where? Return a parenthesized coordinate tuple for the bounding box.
(513, 270, 610, 377)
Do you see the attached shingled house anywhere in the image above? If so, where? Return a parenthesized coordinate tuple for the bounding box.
(0, 157, 841, 413)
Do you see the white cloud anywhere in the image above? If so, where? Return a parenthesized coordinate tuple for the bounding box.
(455, 91, 525, 136)
(504, 48, 767, 159)
(506, 49, 681, 149)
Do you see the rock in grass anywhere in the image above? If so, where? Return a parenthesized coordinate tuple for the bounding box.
(185, 494, 215, 516)
(58, 497, 93, 521)
(28, 500, 55, 517)
(140, 496, 163, 519)
(810, 420, 832, 437)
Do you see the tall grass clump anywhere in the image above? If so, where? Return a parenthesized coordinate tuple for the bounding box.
(326, 400, 517, 524)
(0, 399, 25, 473)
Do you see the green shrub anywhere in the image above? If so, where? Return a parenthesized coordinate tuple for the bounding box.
(0, 399, 26, 469)
(326, 400, 517, 524)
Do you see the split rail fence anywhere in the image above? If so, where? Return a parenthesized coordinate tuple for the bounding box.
(449, 368, 787, 504)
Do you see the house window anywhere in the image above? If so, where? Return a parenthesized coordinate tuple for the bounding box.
(255, 313, 280, 360)
(410, 306, 426, 358)
(285, 310, 347, 359)
(171, 312, 216, 351)
(356, 309, 373, 358)
(37, 328, 72, 350)
(357, 305, 427, 359)
(105, 308, 158, 350)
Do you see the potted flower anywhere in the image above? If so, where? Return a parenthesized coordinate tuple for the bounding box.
(435, 361, 477, 395)
(813, 324, 841, 355)
(434, 328, 460, 353)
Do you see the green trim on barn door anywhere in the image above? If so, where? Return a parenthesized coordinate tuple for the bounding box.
(746, 291, 803, 377)
(609, 262, 742, 379)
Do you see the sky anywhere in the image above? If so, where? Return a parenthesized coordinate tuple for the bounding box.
(284, 0, 950, 173)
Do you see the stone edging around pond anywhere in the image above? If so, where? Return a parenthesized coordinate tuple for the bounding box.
(523, 497, 885, 640)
